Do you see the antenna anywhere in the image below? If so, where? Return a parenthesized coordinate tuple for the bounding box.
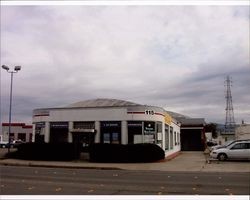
(224, 76, 236, 134)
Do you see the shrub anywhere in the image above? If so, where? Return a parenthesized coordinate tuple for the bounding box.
(8, 142, 80, 161)
(89, 143, 165, 163)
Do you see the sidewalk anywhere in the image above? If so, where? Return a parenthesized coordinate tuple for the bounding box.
(1, 150, 249, 172)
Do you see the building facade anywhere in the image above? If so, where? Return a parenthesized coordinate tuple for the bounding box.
(32, 99, 181, 158)
(235, 124, 250, 140)
(1, 123, 33, 142)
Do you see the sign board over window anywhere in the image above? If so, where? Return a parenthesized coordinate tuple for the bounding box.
(144, 121, 155, 134)
(50, 122, 68, 129)
(101, 122, 121, 128)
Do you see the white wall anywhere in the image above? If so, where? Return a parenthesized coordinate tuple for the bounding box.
(235, 124, 250, 140)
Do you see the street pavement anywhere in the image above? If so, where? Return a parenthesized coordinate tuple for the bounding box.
(0, 148, 249, 172)
(1, 165, 250, 195)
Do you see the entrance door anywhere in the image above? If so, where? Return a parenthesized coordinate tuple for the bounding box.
(72, 132, 95, 152)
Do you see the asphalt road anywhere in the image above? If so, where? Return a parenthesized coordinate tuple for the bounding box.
(1, 165, 250, 195)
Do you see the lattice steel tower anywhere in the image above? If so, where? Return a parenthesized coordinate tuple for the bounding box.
(224, 76, 236, 134)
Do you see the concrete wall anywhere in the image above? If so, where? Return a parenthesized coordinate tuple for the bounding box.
(235, 124, 250, 140)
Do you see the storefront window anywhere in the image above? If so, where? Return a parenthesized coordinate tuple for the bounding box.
(128, 121, 142, 144)
(112, 132, 119, 144)
(165, 125, 169, 150)
(170, 126, 173, 149)
(50, 122, 69, 143)
(101, 121, 121, 144)
(144, 121, 156, 144)
(103, 133, 110, 144)
(18, 133, 26, 141)
(156, 122, 163, 147)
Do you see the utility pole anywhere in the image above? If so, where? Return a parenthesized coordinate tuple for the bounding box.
(224, 76, 236, 135)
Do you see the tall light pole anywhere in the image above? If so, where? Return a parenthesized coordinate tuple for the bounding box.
(1, 65, 21, 153)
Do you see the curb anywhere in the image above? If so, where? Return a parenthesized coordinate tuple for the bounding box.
(0, 160, 122, 171)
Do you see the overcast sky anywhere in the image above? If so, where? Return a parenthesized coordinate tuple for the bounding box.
(1, 4, 249, 124)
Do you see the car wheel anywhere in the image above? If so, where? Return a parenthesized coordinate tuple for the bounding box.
(218, 153, 227, 161)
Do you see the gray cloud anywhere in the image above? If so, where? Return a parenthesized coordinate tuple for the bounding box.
(1, 5, 249, 124)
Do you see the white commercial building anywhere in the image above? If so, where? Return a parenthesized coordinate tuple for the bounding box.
(1, 123, 33, 143)
(33, 98, 181, 158)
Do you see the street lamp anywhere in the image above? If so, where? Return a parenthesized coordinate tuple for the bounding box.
(1, 65, 21, 153)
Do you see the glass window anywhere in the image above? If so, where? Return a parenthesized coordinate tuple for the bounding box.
(157, 122, 162, 133)
(165, 125, 169, 150)
(103, 133, 110, 144)
(18, 133, 26, 141)
(112, 133, 119, 144)
(128, 121, 142, 144)
(231, 143, 247, 150)
(170, 127, 173, 149)
(101, 121, 121, 144)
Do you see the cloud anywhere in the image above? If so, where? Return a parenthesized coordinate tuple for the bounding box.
(1, 5, 249, 124)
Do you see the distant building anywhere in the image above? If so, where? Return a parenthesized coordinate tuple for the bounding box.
(33, 98, 181, 159)
(235, 124, 250, 140)
(1, 123, 33, 142)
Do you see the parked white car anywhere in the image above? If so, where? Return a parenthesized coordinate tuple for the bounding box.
(210, 141, 250, 161)
(210, 139, 250, 151)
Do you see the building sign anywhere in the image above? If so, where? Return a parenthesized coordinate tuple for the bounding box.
(35, 122, 45, 135)
(128, 121, 142, 127)
(145, 110, 155, 115)
(165, 114, 172, 125)
(101, 121, 121, 128)
(50, 122, 69, 129)
(144, 121, 155, 134)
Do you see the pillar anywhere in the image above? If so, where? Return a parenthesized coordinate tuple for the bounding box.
(68, 121, 73, 143)
(121, 121, 128, 145)
(44, 122, 50, 143)
(95, 121, 100, 143)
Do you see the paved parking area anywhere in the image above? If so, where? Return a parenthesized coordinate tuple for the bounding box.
(0, 149, 249, 172)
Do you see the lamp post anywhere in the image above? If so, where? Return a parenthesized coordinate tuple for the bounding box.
(1, 65, 21, 153)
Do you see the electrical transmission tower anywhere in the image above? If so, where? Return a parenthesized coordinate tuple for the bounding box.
(224, 76, 236, 134)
